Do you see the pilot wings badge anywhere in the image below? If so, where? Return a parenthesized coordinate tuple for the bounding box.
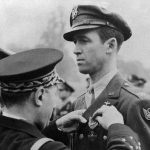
(143, 108, 150, 120)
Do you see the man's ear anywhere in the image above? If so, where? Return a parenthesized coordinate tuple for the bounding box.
(34, 87, 44, 107)
(105, 38, 117, 54)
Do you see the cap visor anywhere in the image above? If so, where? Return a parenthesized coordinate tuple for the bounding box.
(63, 25, 100, 41)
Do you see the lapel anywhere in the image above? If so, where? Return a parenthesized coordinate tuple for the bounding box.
(82, 73, 125, 120)
(74, 94, 87, 110)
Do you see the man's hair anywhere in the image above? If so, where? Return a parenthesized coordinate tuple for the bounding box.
(96, 26, 124, 49)
(1, 91, 34, 108)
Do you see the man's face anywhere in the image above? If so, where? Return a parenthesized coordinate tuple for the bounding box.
(73, 29, 107, 75)
(57, 84, 71, 101)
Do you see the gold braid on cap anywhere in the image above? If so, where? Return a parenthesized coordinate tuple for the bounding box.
(0, 70, 64, 93)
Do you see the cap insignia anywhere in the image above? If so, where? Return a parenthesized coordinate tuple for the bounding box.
(143, 108, 150, 120)
(71, 6, 78, 20)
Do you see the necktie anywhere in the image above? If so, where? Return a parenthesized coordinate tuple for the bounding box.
(89, 87, 95, 104)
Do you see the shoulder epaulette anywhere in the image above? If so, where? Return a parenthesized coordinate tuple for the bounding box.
(121, 81, 140, 99)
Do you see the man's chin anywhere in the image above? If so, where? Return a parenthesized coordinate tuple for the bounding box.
(78, 68, 89, 74)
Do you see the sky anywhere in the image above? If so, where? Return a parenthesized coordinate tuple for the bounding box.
(0, 0, 150, 68)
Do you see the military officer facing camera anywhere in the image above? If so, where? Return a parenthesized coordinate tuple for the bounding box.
(63, 4, 150, 150)
(0, 48, 141, 150)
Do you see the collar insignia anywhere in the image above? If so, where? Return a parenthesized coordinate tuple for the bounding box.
(71, 6, 78, 20)
(104, 101, 111, 106)
(143, 108, 150, 120)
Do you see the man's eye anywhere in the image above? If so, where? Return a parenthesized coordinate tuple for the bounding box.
(78, 39, 88, 43)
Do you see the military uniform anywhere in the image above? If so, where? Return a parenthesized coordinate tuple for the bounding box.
(0, 112, 141, 150)
(70, 74, 143, 150)
(0, 115, 69, 150)
(43, 118, 140, 150)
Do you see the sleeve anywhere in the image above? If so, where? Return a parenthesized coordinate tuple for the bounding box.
(107, 123, 141, 150)
(42, 120, 70, 145)
(127, 99, 150, 150)
(39, 141, 70, 150)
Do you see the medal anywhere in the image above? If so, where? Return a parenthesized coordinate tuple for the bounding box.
(88, 117, 98, 129)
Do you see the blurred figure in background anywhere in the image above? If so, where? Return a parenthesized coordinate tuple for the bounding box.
(128, 74, 150, 99)
(128, 74, 146, 88)
(0, 48, 14, 115)
(53, 81, 75, 119)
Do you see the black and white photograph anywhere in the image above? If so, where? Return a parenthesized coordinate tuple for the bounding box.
(0, 0, 150, 150)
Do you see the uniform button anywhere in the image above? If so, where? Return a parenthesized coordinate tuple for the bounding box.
(103, 135, 107, 140)
(138, 145, 141, 150)
(121, 138, 126, 142)
(138, 142, 141, 146)
(79, 134, 84, 140)
(129, 145, 133, 150)
(129, 136, 133, 140)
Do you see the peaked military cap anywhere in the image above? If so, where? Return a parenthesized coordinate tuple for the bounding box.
(0, 48, 63, 93)
(63, 5, 132, 41)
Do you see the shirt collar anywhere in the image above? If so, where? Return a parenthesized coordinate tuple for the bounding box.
(89, 69, 118, 98)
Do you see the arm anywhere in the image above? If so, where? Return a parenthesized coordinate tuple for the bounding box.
(107, 123, 140, 150)
(93, 105, 140, 150)
(127, 99, 150, 150)
(42, 109, 86, 142)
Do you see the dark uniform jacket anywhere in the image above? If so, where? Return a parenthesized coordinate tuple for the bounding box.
(0, 116, 68, 150)
(71, 73, 147, 150)
(0, 115, 140, 150)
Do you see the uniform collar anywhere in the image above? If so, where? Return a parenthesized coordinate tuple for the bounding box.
(0, 115, 44, 138)
(89, 69, 118, 98)
(105, 73, 125, 98)
(3, 111, 27, 121)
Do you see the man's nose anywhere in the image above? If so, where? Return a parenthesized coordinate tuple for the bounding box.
(73, 44, 82, 55)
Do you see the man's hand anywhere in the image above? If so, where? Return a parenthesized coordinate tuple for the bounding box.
(92, 105, 124, 130)
(56, 109, 87, 132)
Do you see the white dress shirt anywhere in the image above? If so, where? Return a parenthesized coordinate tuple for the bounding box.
(85, 69, 118, 108)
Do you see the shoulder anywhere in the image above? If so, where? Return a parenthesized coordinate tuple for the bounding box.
(121, 81, 140, 99)
(128, 99, 150, 120)
(39, 140, 69, 150)
(31, 137, 69, 150)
